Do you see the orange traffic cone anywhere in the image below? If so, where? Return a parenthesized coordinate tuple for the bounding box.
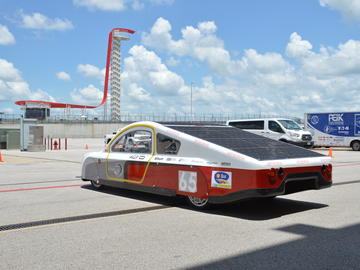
(0, 152, 4, 162)
(85, 144, 89, 150)
(328, 147, 333, 158)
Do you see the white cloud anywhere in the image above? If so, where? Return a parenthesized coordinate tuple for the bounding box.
(287, 33, 360, 77)
(0, 59, 22, 81)
(320, 0, 360, 21)
(150, 0, 174, 5)
(132, 0, 145, 10)
(198, 21, 217, 34)
(142, 17, 233, 76)
(139, 18, 360, 115)
(127, 83, 151, 101)
(0, 25, 15, 45)
(142, 17, 293, 79)
(166, 56, 179, 67)
(121, 44, 278, 114)
(20, 11, 74, 31)
(77, 64, 105, 79)
(243, 49, 291, 74)
(56, 71, 71, 81)
(71, 84, 102, 104)
(73, 0, 127, 11)
(0, 58, 54, 102)
(124, 45, 184, 95)
(286, 32, 312, 58)
(73, 0, 174, 11)
(52, 18, 360, 116)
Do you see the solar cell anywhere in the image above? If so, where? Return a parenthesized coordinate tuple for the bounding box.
(166, 125, 323, 161)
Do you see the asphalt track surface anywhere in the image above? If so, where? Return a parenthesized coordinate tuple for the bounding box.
(0, 139, 359, 269)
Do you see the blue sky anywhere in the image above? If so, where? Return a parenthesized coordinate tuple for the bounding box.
(1, 0, 360, 117)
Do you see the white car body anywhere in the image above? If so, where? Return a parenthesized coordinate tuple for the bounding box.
(82, 121, 331, 208)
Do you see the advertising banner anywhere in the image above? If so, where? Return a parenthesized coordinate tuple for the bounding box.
(307, 113, 359, 137)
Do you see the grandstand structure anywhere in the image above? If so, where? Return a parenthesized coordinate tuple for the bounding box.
(15, 28, 135, 121)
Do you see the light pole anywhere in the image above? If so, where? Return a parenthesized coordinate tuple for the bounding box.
(190, 82, 194, 121)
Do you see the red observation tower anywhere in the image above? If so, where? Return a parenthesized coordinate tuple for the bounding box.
(15, 28, 135, 120)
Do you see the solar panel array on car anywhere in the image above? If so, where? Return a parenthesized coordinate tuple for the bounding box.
(166, 125, 324, 161)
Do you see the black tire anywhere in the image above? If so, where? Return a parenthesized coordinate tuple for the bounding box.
(91, 179, 103, 190)
(351, 141, 360, 151)
(186, 196, 211, 209)
(263, 196, 277, 200)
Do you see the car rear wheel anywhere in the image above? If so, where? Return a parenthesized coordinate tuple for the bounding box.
(91, 179, 103, 190)
(351, 141, 360, 151)
(186, 196, 210, 209)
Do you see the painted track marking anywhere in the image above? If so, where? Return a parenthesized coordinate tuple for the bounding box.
(0, 179, 80, 187)
(0, 184, 84, 193)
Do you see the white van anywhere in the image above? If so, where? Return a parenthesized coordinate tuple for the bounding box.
(226, 118, 314, 148)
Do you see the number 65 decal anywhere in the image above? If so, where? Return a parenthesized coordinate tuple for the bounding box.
(178, 171, 197, 193)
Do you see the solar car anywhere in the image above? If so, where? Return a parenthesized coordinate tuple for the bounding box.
(81, 121, 332, 208)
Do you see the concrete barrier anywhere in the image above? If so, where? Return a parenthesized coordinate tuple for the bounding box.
(0, 122, 128, 138)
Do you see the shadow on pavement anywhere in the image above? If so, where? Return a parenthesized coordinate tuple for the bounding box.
(187, 223, 360, 270)
(81, 184, 181, 206)
(82, 185, 327, 221)
(205, 198, 327, 220)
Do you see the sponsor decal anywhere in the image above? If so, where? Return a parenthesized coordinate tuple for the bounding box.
(154, 157, 164, 161)
(178, 158, 188, 163)
(324, 125, 337, 134)
(337, 126, 350, 135)
(129, 154, 138, 159)
(310, 115, 319, 125)
(211, 171, 232, 189)
(206, 161, 219, 165)
(166, 157, 176, 162)
(138, 155, 145, 160)
(329, 113, 344, 125)
(221, 162, 231, 166)
(191, 159, 203, 164)
(355, 114, 360, 135)
(178, 171, 197, 193)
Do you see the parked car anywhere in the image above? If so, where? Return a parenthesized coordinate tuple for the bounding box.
(227, 118, 314, 148)
(82, 121, 332, 209)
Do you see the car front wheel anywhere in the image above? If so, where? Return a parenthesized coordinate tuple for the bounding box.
(186, 196, 210, 209)
(91, 179, 103, 190)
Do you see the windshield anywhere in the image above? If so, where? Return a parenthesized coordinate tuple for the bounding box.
(278, 120, 302, 130)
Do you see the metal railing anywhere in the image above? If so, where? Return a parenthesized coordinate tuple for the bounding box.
(0, 113, 303, 124)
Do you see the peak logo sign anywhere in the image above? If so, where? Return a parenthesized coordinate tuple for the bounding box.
(329, 114, 344, 125)
(310, 115, 319, 125)
(211, 171, 232, 189)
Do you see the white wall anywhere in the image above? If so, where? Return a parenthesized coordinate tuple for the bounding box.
(0, 122, 128, 138)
